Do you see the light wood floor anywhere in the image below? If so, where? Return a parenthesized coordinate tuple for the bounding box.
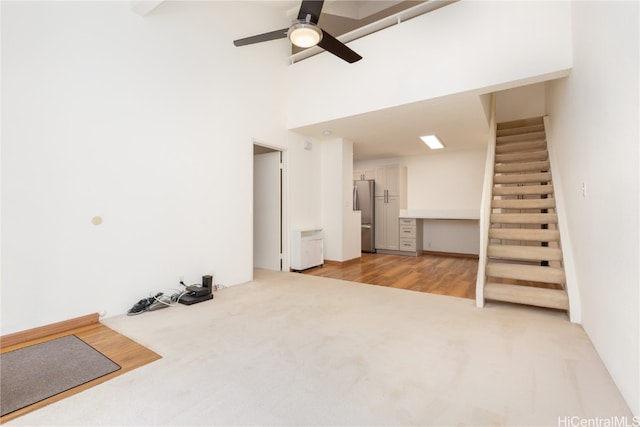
(303, 252, 479, 299)
(0, 322, 161, 423)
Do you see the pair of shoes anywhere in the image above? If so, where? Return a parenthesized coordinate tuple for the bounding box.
(127, 293, 163, 316)
(146, 294, 171, 312)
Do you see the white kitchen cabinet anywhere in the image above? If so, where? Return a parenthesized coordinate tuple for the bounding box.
(291, 229, 323, 271)
(374, 164, 407, 252)
(353, 168, 376, 181)
(399, 218, 423, 256)
(375, 164, 406, 198)
(375, 196, 400, 251)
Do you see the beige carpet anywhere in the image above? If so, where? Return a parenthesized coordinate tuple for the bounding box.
(6, 269, 632, 426)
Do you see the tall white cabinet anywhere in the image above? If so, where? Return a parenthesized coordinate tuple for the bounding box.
(374, 165, 407, 252)
(353, 168, 376, 181)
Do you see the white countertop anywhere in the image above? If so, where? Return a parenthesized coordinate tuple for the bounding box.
(399, 209, 480, 220)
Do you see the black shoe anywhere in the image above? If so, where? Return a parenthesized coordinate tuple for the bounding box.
(127, 298, 151, 315)
(146, 293, 170, 312)
(126, 294, 157, 316)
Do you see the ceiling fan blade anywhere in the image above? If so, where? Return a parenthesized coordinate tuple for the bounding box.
(233, 28, 289, 47)
(318, 30, 363, 63)
(297, 0, 324, 24)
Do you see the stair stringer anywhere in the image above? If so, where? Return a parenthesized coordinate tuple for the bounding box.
(475, 94, 497, 308)
(543, 115, 581, 323)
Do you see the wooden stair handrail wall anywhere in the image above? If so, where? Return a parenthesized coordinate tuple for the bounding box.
(475, 93, 497, 307)
(543, 115, 580, 323)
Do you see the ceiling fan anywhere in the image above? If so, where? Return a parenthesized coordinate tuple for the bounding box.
(233, 0, 363, 64)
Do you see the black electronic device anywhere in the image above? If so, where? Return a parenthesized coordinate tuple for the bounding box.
(203, 275, 213, 288)
(178, 293, 213, 305)
(186, 285, 210, 298)
(178, 274, 214, 306)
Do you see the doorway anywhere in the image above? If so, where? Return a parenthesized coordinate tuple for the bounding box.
(253, 144, 284, 271)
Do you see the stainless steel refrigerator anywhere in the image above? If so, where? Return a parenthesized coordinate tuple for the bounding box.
(353, 180, 376, 253)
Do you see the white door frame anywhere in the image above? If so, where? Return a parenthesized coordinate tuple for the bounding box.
(252, 141, 288, 273)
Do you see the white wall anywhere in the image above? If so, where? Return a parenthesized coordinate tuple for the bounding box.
(496, 82, 546, 123)
(342, 142, 361, 262)
(287, 133, 322, 232)
(286, 1, 572, 129)
(321, 139, 344, 261)
(321, 138, 361, 262)
(355, 149, 486, 254)
(423, 220, 479, 255)
(402, 150, 486, 211)
(1, 1, 289, 334)
(546, 2, 639, 415)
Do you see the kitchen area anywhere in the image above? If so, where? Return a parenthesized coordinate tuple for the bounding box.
(301, 155, 483, 299)
(352, 161, 481, 258)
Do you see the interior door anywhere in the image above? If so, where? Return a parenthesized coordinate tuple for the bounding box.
(253, 150, 281, 271)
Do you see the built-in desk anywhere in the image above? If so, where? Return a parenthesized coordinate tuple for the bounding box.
(399, 209, 480, 220)
(398, 210, 480, 256)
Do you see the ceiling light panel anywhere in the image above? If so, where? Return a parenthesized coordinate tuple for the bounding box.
(420, 135, 445, 149)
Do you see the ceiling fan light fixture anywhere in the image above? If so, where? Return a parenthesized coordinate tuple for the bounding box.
(288, 22, 323, 48)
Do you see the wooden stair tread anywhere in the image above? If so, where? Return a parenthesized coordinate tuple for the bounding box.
(486, 262, 566, 285)
(496, 132, 546, 144)
(492, 198, 556, 209)
(491, 213, 558, 224)
(497, 117, 544, 130)
(489, 228, 560, 242)
(484, 282, 569, 310)
(496, 124, 544, 137)
(494, 160, 550, 173)
(493, 172, 551, 185)
(488, 244, 563, 262)
(495, 140, 547, 154)
(493, 184, 554, 196)
(495, 150, 548, 163)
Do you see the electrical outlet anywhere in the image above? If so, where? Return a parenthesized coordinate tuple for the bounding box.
(99, 310, 107, 318)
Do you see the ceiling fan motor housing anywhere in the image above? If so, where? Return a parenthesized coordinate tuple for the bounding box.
(288, 21, 323, 48)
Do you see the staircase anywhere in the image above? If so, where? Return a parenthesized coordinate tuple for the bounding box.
(480, 117, 569, 311)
